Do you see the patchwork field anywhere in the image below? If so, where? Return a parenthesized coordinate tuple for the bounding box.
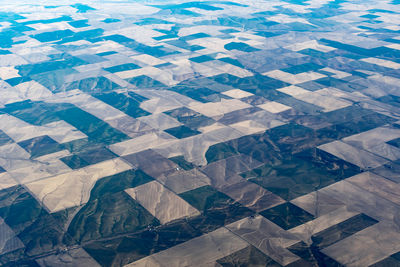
(0, 0, 400, 266)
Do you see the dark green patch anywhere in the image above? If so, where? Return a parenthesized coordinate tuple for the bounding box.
(153, 33, 178, 41)
(5, 76, 32, 86)
(227, 123, 324, 166)
(297, 80, 326, 91)
(85, 220, 202, 266)
(154, 62, 173, 68)
(102, 18, 120, 23)
(59, 138, 99, 154)
(0, 49, 11, 55)
(287, 22, 317, 31)
(318, 106, 372, 125)
(314, 77, 364, 91)
(260, 202, 314, 230)
(170, 86, 218, 103)
(311, 213, 378, 249)
(1, 258, 41, 267)
(298, 48, 336, 59)
(128, 91, 148, 102)
(16, 54, 86, 76)
(60, 154, 90, 169)
(135, 18, 174, 25)
(360, 14, 380, 19)
(1, 100, 73, 126)
(242, 148, 360, 200)
(164, 125, 201, 139)
(84, 184, 252, 265)
(218, 57, 245, 68)
(164, 107, 215, 129)
(180, 32, 210, 41)
(179, 185, 233, 212)
(104, 63, 140, 73)
(0, 130, 13, 146)
(190, 55, 215, 63)
(165, 39, 205, 51)
(0, 12, 26, 22)
(224, 42, 260, 52)
(68, 19, 90, 28)
(317, 111, 396, 140)
(180, 185, 254, 233)
(217, 245, 281, 267)
(288, 241, 344, 267)
(18, 135, 62, 158)
(388, 138, 400, 148)
(377, 94, 400, 108)
(264, 123, 323, 154)
(89, 169, 153, 200)
(220, 28, 241, 34)
(29, 68, 77, 92)
(56, 28, 104, 44)
(282, 0, 309, 5)
(202, 93, 232, 102)
(77, 147, 116, 165)
(211, 73, 290, 95)
(0, 26, 26, 48)
(169, 156, 196, 170)
(205, 142, 239, 164)
(126, 75, 166, 88)
(56, 107, 130, 145)
(63, 76, 120, 93)
(71, 3, 96, 13)
(282, 62, 324, 74)
(96, 51, 117, 57)
(103, 34, 177, 57)
(370, 256, 400, 267)
(31, 29, 74, 42)
(68, 191, 159, 243)
(0, 186, 75, 257)
(227, 133, 282, 165)
(95, 92, 150, 118)
(186, 202, 253, 234)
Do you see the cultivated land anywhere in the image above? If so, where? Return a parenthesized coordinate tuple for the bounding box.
(0, 0, 400, 266)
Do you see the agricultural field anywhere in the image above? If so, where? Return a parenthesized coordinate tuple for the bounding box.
(0, 0, 400, 266)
